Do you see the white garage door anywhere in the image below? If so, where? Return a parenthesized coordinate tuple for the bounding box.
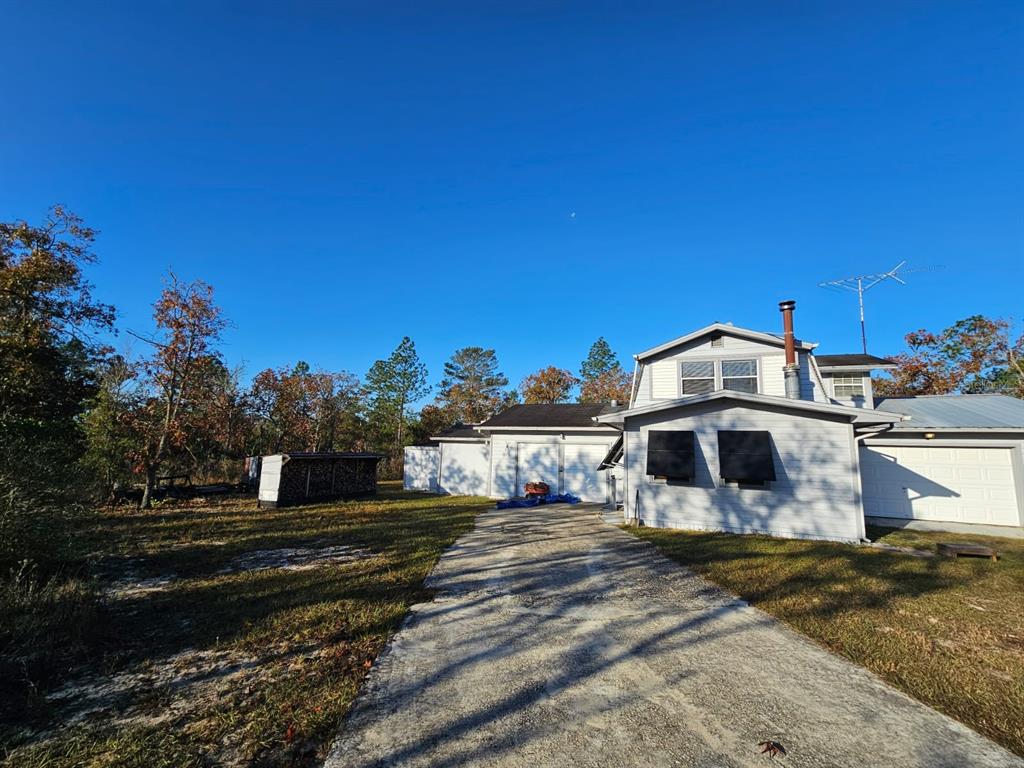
(438, 442, 490, 496)
(860, 445, 1020, 526)
(516, 443, 559, 495)
(563, 444, 609, 502)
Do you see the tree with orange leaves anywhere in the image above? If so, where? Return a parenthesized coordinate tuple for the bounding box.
(876, 315, 1024, 398)
(519, 366, 578, 404)
(128, 274, 228, 508)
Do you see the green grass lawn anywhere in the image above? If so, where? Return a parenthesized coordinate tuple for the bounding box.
(1, 484, 490, 767)
(627, 523, 1024, 757)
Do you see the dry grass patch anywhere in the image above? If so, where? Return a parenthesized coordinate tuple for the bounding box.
(1, 484, 489, 767)
(628, 523, 1024, 758)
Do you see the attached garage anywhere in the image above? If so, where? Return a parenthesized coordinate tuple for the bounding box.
(864, 395, 1024, 532)
(475, 403, 625, 503)
(861, 444, 1022, 528)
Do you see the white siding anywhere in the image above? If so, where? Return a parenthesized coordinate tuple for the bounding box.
(799, 352, 828, 402)
(438, 442, 490, 496)
(634, 331, 806, 407)
(650, 360, 679, 399)
(403, 446, 440, 492)
(760, 354, 787, 398)
(623, 401, 862, 542)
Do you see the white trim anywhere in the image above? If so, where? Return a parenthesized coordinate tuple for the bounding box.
(884, 427, 1024, 433)
(474, 425, 618, 433)
(818, 364, 896, 372)
(635, 322, 817, 362)
(595, 390, 906, 425)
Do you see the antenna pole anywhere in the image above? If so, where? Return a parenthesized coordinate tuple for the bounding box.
(858, 278, 867, 354)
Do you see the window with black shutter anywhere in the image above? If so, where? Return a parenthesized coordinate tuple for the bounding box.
(646, 431, 696, 480)
(717, 430, 775, 484)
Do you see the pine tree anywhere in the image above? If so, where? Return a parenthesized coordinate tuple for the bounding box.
(436, 347, 510, 423)
(579, 338, 631, 403)
(365, 337, 430, 457)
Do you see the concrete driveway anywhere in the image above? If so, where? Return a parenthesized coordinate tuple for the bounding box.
(326, 504, 1022, 768)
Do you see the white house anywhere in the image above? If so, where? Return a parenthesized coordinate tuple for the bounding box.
(405, 300, 1024, 541)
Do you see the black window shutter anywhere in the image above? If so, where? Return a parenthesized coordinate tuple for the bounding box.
(718, 431, 776, 482)
(646, 431, 695, 480)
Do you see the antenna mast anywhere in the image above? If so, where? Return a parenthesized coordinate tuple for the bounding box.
(818, 261, 908, 354)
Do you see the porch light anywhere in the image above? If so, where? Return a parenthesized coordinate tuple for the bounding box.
(924, 432, 936, 440)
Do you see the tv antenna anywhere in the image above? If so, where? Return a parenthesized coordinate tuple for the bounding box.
(818, 261, 910, 354)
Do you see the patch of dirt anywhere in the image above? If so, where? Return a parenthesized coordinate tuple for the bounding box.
(104, 543, 372, 598)
(218, 544, 371, 574)
(45, 646, 273, 729)
(868, 542, 935, 558)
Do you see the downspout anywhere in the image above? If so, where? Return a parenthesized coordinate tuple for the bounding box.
(629, 355, 642, 407)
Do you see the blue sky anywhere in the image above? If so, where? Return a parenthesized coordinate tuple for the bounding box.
(2, 2, 1021, 400)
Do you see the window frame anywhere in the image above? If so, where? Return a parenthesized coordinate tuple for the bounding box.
(679, 360, 717, 395)
(720, 358, 759, 394)
(831, 374, 865, 399)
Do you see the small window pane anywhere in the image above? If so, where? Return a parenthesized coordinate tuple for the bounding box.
(723, 377, 757, 393)
(681, 361, 714, 378)
(681, 377, 715, 395)
(721, 360, 756, 378)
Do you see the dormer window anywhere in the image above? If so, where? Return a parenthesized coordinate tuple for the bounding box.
(721, 359, 758, 393)
(832, 374, 864, 398)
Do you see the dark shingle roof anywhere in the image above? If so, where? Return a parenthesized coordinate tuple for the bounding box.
(477, 403, 624, 429)
(815, 353, 894, 368)
(434, 424, 485, 439)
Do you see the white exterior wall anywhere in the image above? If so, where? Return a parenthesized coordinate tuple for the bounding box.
(633, 334, 819, 406)
(403, 446, 440, 492)
(820, 371, 873, 409)
(438, 441, 491, 496)
(623, 402, 863, 542)
(485, 430, 619, 502)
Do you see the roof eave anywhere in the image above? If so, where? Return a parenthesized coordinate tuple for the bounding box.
(818, 364, 897, 372)
(634, 323, 817, 361)
(596, 390, 905, 425)
(473, 425, 618, 433)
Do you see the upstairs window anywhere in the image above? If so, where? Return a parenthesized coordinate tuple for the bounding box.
(832, 374, 864, 398)
(721, 359, 758, 393)
(680, 361, 715, 395)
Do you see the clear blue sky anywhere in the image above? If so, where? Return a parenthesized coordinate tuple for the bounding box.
(2, 2, 1021, 399)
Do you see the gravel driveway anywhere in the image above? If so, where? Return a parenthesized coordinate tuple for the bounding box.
(326, 503, 1022, 768)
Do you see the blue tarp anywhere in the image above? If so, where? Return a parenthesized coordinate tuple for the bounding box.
(496, 493, 581, 509)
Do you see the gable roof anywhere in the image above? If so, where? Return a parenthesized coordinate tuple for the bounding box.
(635, 322, 816, 362)
(476, 403, 624, 430)
(874, 394, 1024, 430)
(816, 353, 895, 370)
(595, 390, 904, 426)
